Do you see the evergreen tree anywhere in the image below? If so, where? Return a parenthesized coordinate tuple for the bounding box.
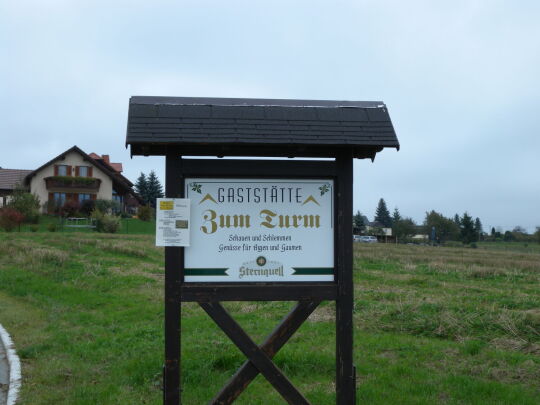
(453, 214, 461, 225)
(353, 210, 365, 229)
(374, 198, 392, 227)
(134, 173, 148, 204)
(535, 227, 540, 244)
(491, 227, 496, 237)
(474, 217, 483, 240)
(146, 170, 164, 208)
(392, 207, 402, 224)
(460, 212, 477, 244)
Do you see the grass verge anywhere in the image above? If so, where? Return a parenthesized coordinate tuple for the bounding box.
(0, 234, 538, 404)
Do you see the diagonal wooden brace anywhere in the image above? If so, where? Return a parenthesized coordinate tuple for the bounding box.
(199, 301, 314, 405)
(211, 300, 321, 404)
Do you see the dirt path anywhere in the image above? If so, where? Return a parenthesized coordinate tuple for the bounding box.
(0, 337, 8, 405)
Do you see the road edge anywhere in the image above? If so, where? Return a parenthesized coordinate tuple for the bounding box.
(0, 324, 21, 405)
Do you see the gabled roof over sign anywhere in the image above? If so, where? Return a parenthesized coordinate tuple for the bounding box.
(126, 96, 399, 159)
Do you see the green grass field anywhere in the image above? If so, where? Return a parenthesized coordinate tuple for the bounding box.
(0, 234, 539, 404)
(7, 215, 156, 234)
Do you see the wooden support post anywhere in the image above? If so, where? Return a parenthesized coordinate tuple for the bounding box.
(164, 151, 183, 405)
(336, 151, 355, 405)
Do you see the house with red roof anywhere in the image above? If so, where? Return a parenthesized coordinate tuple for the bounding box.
(23, 146, 141, 213)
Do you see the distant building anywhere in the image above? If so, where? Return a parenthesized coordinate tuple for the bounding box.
(0, 168, 33, 207)
(364, 221, 392, 236)
(23, 145, 141, 213)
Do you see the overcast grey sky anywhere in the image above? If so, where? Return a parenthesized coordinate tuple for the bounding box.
(1, 1, 539, 232)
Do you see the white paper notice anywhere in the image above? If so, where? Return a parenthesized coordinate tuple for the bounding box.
(156, 198, 191, 247)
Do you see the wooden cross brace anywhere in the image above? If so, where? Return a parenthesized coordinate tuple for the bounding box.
(199, 300, 322, 405)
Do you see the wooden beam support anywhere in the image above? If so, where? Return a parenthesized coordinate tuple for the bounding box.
(181, 159, 337, 177)
(211, 300, 321, 404)
(200, 302, 312, 405)
(180, 284, 337, 302)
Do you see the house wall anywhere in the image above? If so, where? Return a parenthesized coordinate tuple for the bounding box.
(30, 150, 113, 211)
(364, 225, 393, 236)
(0, 191, 11, 207)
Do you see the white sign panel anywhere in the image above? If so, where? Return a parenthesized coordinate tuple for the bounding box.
(156, 198, 191, 247)
(184, 179, 334, 282)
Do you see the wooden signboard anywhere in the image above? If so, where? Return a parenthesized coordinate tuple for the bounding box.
(184, 178, 334, 282)
(125, 96, 399, 405)
(164, 157, 353, 405)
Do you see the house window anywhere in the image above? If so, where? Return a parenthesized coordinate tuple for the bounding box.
(57, 165, 68, 176)
(53, 192, 66, 206)
(79, 193, 91, 201)
(112, 191, 123, 203)
(78, 166, 89, 177)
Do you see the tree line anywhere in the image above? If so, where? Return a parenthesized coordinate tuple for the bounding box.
(354, 198, 540, 244)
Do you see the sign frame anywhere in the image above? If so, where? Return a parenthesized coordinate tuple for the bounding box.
(164, 153, 355, 404)
(183, 177, 335, 283)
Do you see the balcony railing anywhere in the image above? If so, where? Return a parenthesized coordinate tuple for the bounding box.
(45, 176, 101, 191)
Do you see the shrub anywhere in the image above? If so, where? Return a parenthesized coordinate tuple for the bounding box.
(0, 208, 25, 231)
(45, 200, 59, 215)
(137, 205, 153, 221)
(47, 223, 57, 232)
(8, 188, 40, 223)
(94, 199, 122, 215)
(91, 209, 120, 233)
(503, 231, 514, 242)
(60, 200, 81, 217)
(29, 224, 39, 232)
(80, 199, 96, 217)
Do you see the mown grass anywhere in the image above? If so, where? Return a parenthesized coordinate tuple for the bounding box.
(0, 234, 539, 404)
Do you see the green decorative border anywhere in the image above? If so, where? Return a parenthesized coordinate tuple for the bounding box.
(292, 267, 334, 275)
(185, 268, 229, 276)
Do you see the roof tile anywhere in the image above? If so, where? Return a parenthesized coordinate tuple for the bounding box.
(0, 169, 33, 190)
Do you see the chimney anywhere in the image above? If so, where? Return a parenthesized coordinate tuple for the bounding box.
(102, 155, 110, 164)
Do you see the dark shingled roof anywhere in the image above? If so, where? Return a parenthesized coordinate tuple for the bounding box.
(0, 169, 33, 191)
(126, 96, 399, 159)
